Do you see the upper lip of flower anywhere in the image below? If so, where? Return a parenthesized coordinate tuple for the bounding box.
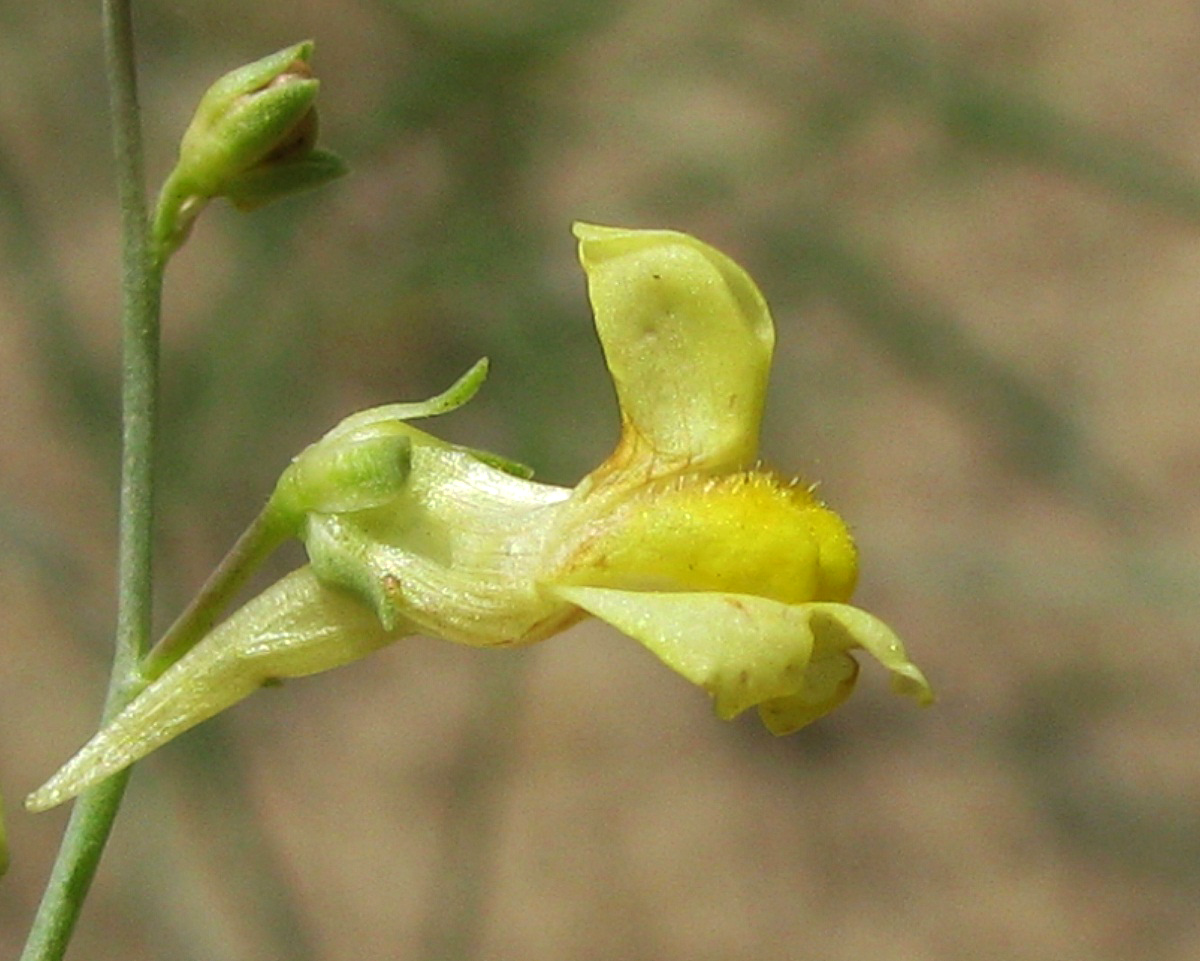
(569, 222, 775, 480)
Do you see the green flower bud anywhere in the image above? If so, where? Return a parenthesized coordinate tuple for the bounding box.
(153, 41, 347, 255)
(180, 42, 319, 193)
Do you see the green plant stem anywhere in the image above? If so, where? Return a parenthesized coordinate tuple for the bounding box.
(142, 506, 290, 678)
(20, 1, 161, 958)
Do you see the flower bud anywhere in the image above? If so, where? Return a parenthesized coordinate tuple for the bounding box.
(179, 42, 319, 192)
(154, 41, 347, 254)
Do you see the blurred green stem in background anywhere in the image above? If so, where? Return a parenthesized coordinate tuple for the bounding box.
(1, 792, 9, 877)
(19, 0, 160, 958)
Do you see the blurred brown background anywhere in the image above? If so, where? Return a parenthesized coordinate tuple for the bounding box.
(3, 0, 1199, 958)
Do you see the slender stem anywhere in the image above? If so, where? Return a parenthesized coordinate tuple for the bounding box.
(106, 1, 162, 681)
(142, 506, 289, 679)
(0, 791, 9, 877)
(20, 1, 161, 958)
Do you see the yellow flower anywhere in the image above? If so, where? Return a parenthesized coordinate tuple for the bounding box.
(27, 224, 931, 812)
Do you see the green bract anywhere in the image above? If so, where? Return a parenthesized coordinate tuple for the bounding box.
(27, 224, 932, 813)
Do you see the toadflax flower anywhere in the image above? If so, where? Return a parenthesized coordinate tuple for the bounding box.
(27, 224, 932, 812)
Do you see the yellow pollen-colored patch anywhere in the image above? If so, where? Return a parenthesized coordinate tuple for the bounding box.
(557, 471, 858, 603)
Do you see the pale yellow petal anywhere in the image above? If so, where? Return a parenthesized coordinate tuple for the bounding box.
(573, 223, 774, 475)
(757, 652, 858, 734)
(755, 604, 933, 734)
(550, 586, 931, 732)
(800, 603, 934, 706)
(552, 586, 815, 719)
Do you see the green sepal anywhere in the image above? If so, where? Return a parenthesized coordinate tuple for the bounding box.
(271, 425, 413, 530)
(193, 41, 315, 124)
(269, 359, 491, 534)
(327, 358, 489, 440)
(304, 513, 403, 631)
(224, 148, 348, 211)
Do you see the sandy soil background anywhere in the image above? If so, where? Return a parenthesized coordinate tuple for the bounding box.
(2, 1, 1199, 959)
